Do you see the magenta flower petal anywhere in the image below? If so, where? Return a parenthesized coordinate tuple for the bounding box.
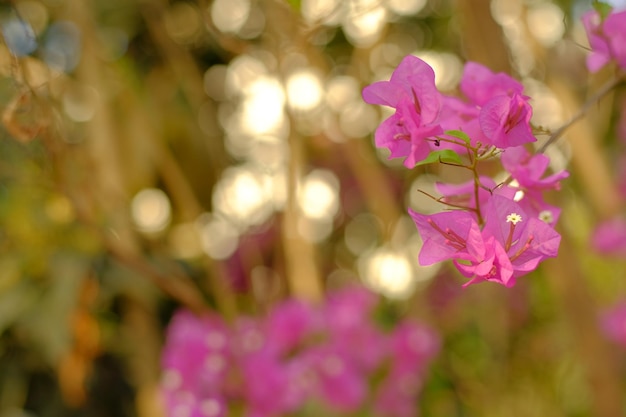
(363, 55, 443, 167)
(479, 94, 535, 148)
(362, 80, 407, 108)
(409, 209, 483, 265)
(582, 10, 612, 72)
(460, 62, 524, 106)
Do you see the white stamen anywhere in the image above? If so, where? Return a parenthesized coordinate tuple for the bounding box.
(506, 213, 522, 225)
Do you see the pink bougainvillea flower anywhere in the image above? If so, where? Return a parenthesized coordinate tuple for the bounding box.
(459, 62, 524, 107)
(239, 352, 303, 417)
(602, 9, 626, 69)
(162, 390, 227, 417)
(410, 195, 561, 287)
(501, 146, 569, 225)
(264, 298, 321, 355)
(373, 371, 424, 417)
(161, 310, 231, 394)
(323, 286, 387, 371)
(459, 195, 561, 287)
(438, 96, 488, 148)
(409, 209, 483, 266)
(362, 55, 443, 167)
(501, 146, 569, 191)
(372, 321, 440, 417)
(582, 10, 613, 72)
(583, 9, 626, 72)
(591, 216, 626, 256)
(388, 321, 440, 373)
(161, 286, 440, 417)
(305, 347, 367, 412)
(479, 93, 536, 148)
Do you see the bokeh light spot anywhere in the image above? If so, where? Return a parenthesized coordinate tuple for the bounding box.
(286, 69, 323, 112)
(298, 169, 340, 221)
(131, 188, 172, 233)
(211, 0, 251, 34)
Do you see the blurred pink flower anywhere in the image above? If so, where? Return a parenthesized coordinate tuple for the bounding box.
(600, 302, 626, 347)
(161, 286, 439, 417)
(583, 9, 626, 72)
(591, 216, 626, 256)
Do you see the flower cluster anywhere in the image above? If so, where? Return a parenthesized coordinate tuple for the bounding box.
(363, 55, 568, 287)
(160, 286, 439, 417)
(582, 6, 626, 73)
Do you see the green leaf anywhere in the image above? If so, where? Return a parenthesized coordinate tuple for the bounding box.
(415, 150, 464, 167)
(444, 130, 471, 144)
(593, 0, 613, 19)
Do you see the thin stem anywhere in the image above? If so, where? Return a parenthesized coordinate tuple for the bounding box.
(417, 189, 479, 214)
(538, 75, 624, 154)
(469, 147, 485, 225)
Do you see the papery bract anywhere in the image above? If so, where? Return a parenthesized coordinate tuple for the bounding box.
(501, 146, 569, 191)
(583, 9, 626, 72)
(468, 195, 561, 286)
(501, 146, 569, 225)
(411, 195, 561, 287)
(460, 62, 524, 106)
(582, 10, 612, 72)
(601, 9, 626, 69)
(479, 94, 536, 148)
(409, 209, 484, 265)
(363, 55, 443, 167)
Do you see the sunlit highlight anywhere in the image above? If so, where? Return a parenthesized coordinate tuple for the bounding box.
(240, 76, 286, 135)
(286, 69, 323, 112)
(212, 166, 274, 228)
(211, 0, 251, 34)
(301, 0, 341, 25)
(298, 170, 340, 221)
(526, 3, 564, 47)
(359, 247, 415, 299)
(343, 0, 386, 46)
(131, 188, 172, 233)
(386, 0, 427, 16)
(225, 55, 267, 98)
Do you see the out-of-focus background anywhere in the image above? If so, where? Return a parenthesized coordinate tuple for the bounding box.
(1, 0, 626, 416)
